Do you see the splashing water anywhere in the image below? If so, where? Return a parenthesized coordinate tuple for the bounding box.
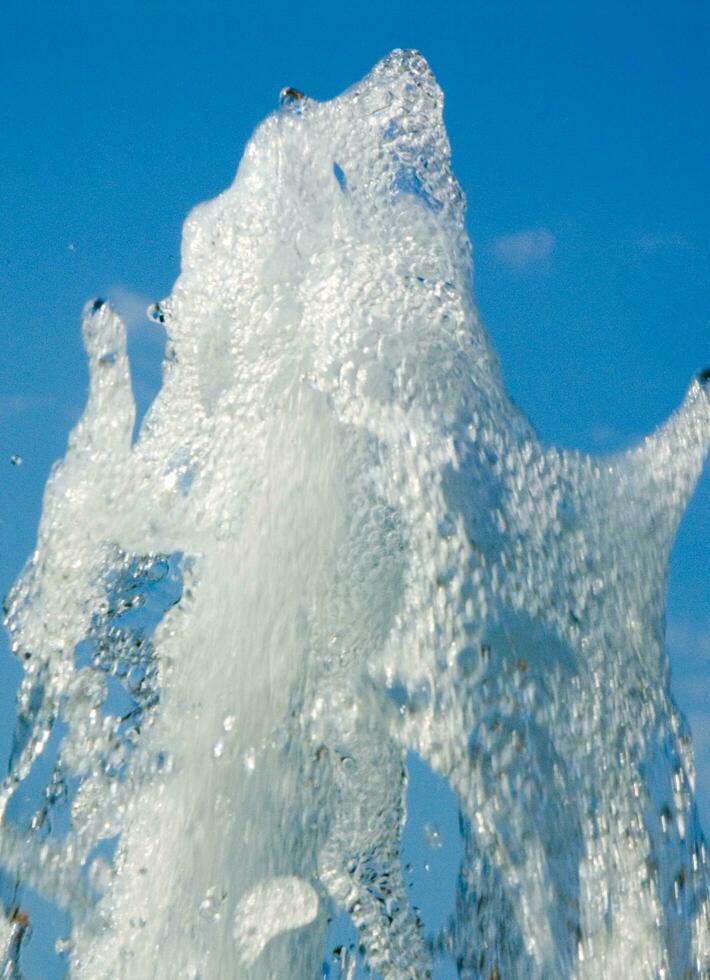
(2, 49, 710, 979)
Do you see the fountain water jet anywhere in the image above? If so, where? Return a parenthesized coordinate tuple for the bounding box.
(2, 49, 710, 979)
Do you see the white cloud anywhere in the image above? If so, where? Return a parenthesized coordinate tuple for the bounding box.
(492, 227, 556, 272)
(636, 232, 687, 253)
(0, 392, 54, 419)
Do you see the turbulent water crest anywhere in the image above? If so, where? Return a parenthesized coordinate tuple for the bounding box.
(2, 50, 710, 979)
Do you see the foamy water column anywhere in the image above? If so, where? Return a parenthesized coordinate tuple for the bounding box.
(2, 49, 710, 979)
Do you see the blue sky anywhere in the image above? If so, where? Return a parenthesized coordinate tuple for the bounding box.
(1, 0, 709, 973)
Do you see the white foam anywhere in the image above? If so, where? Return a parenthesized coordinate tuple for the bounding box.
(234, 876, 319, 966)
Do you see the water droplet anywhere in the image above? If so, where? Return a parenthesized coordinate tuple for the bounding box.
(199, 886, 226, 921)
(243, 747, 256, 771)
(10, 454, 22, 466)
(11, 909, 29, 928)
(279, 87, 305, 112)
(125, 665, 146, 693)
(88, 857, 113, 893)
(212, 739, 224, 760)
(222, 714, 236, 733)
(147, 302, 165, 324)
(67, 242, 76, 253)
(660, 805, 672, 834)
(423, 823, 443, 849)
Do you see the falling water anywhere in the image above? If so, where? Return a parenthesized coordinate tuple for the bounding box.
(2, 50, 710, 979)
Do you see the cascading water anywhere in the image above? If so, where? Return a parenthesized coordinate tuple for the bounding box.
(1, 49, 709, 979)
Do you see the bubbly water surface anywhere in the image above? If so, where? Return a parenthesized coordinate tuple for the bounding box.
(2, 50, 710, 979)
